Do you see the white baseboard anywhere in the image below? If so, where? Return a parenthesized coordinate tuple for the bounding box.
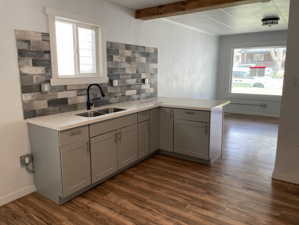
(0, 185, 36, 207)
(224, 111, 280, 118)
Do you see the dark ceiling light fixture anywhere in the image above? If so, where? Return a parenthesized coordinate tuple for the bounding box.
(262, 15, 280, 27)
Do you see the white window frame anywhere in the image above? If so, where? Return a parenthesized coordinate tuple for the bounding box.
(46, 8, 108, 85)
(227, 45, 286, 101)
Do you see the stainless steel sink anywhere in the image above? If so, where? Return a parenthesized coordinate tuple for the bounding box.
(77, 111, 103, 118)
(77, 108, 126, 118)
(96, 107, 125, 114)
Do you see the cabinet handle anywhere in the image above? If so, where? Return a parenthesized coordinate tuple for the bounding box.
(204, 125, 209, 136)
(118, 132, 122, 142)
(185, 111, 195, 115)
(114, 133, 118, 143)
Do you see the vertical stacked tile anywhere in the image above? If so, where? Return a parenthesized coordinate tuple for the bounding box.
(16, 30, 158, 119)
(106, 42, 158, 104)
(16, 30, 89, 119)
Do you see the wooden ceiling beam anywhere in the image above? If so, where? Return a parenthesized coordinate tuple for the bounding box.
(135, 0, 270, 20)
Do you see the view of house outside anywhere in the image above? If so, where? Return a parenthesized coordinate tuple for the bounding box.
(231, 47, 286, 96)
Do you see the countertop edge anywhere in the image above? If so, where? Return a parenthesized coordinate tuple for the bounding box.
(26, 99, 230, 131)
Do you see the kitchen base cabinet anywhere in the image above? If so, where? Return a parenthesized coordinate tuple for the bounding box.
(28, 104, 225, 205)
(138, 121, 150, 159)
(174, 120, 209, 160)
(60, 141, 91, 197)
(28, 125, 91, 203)
(118, 124, 138, 169)
(159, 108, 174, 152)
(161, 108, 223, 164)
(90, 131, 118, 184)
(28, 114, 140, 205)
(150, 108, 160, 153)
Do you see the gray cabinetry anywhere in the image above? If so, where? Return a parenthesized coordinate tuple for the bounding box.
(150, 108, 160, 153)
(90, 131, 118, 184)
(59, 127, 91, 197)
(138, 120, 150, 159)
(60, 141, 91, 197)
(89, 114, 137, 137)
(138, 110, 150, 122)
(159, 108, 174, 152)
(118, 124, 138, 169)
(138, 110, 150, 159)
(28, 125, 91, 203)
(28, 104, 224, 204)
(174, 120, 209, 160)
(90, 114, 138, 172)
(173, 109, 211, 160)
(173, 108, 210, 122)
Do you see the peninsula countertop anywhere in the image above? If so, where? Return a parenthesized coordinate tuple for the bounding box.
(26, 97, 230, 131)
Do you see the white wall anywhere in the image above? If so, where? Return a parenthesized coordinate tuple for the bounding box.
(273, 0, 299, 184)
(0, 0, 218, 205)
(216, 31, 288, 117)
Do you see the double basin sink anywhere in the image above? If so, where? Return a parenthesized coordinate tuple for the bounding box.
(77, 107, 126, 118)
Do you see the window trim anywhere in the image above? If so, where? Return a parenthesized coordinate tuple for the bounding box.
(227, 45, 286, 101)
(46, 8, 107, 86)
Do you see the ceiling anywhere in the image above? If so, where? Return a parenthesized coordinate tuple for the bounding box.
(105, 0, 290, 35)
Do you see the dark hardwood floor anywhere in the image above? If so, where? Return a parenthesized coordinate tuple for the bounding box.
(1, 115, 299, 225)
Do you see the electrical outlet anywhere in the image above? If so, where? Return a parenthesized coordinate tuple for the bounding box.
(20, 154, 33, 167)
(141, 78, 149, 84)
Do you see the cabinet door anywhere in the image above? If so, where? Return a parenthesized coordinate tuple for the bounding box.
(90, 131, 118, 184)
(60, 141, 91, 197)
(160, 108, 174, 152)
(174, 120, 210, 160)
(138, 121, 150, 159)
(119, 124, 138, 169)
(150, 108, 160, 153)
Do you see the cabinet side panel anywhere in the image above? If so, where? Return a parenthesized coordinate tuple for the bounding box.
(28, 125, 62, 203)
(159, 108, 173, 152)
(209, 107, 223, 163)
(150, 108, 160, 152)
(138, 121, 150, 159)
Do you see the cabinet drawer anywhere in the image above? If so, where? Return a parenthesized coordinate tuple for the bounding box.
(138, 110, 150, 122)
(90, 114, 137, 137)
(59, 126, 89, 146)
(174, 109, 210, 122)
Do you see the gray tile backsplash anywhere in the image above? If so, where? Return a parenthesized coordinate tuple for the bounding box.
(15, 30, 158, 119)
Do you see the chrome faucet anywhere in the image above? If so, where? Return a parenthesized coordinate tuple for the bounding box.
(86, 84, 105, 110)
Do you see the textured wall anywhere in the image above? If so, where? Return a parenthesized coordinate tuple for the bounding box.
(16, 30, 158, 119)
(157, 29, 218, 100)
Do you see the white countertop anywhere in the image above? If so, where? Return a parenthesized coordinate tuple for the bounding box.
(26, 97, 230, 131)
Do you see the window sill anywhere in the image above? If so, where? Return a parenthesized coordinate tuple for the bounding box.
(50, 76, 108, 86)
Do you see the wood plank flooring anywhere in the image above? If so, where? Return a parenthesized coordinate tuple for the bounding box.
(1, 115, 299, 225)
